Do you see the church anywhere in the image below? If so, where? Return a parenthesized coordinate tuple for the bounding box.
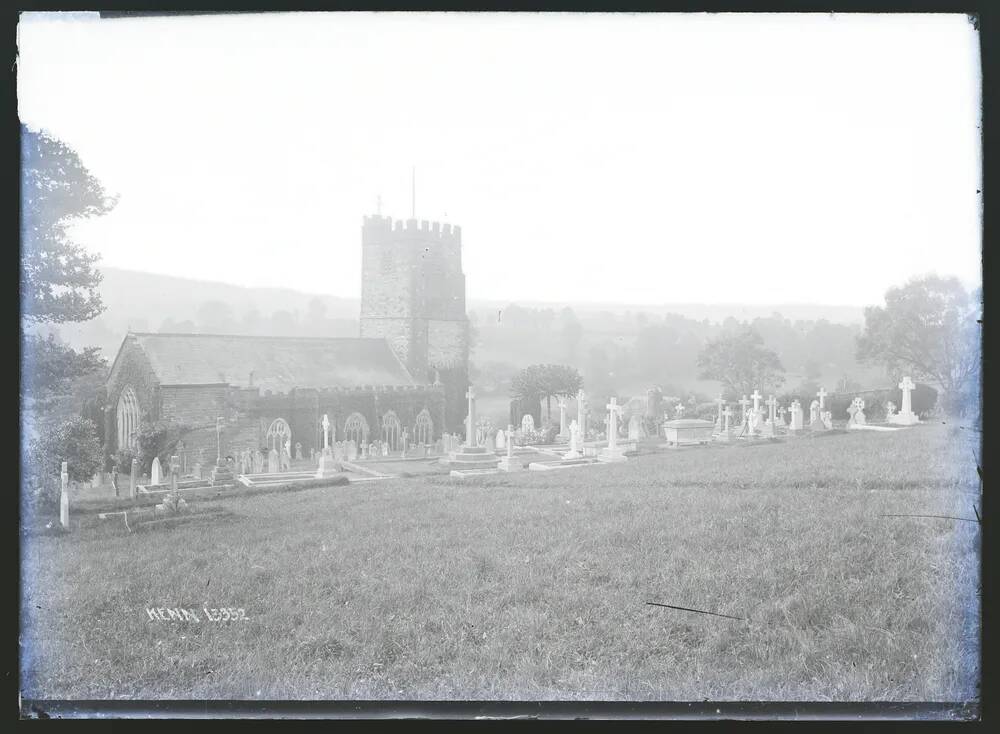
(102, 214, 470, 466)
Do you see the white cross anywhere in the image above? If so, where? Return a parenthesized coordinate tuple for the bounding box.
(738, 395, 750, 410)
(606, 397, 622, 448)
(751, 390, 762, 411)
(321, 414, 330, 449)
(674, 403, 685, 417)
(816, 387, 828, 409)
(765, 395, 777, 422)
(899, 376, 915, 392)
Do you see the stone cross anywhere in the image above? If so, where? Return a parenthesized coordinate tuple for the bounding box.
(751, 389, 762, 412)
(738, 395, 750, 423)
(899, 376, 915, 416)
(59, 461, 69, 530)
(465, 386, 476, 448)
(816, 387, 828, 410)
(606, 397, 623, 450)
(766, 395, 777, 423)
(577, 389, 587, 440)
(715, 394, 725, 425)
(507, 424, 514, 458)
(322, 414, 331, 450)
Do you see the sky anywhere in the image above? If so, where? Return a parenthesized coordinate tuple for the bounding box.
(17, 11, 982, 307)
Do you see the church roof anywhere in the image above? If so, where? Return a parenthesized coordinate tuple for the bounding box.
(123, 332, 419, 392)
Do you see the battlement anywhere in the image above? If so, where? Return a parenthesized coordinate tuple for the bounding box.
(362, 214, 461, 245)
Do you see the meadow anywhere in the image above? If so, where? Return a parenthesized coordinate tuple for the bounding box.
(20, 424, 980, 702)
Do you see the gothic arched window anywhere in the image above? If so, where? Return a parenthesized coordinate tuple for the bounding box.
(381, 410, 402, 450)
(116, 386, 141, 451)
(344, 412, 369, 445)
(414, 408, 434, 445)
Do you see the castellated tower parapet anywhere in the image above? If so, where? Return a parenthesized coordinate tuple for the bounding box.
(359, 214, 469, 433)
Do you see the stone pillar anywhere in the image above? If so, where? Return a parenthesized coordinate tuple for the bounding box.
(59, 462, 69, 530)
(558, 398, 568, 439)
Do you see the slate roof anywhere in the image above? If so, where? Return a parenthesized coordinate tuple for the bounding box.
(123, 332, 419, 392)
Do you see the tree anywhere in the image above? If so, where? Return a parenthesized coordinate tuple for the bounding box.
(196, 300, 237, 333)
(696, 327, 785, 398)
(510, 364, 584, 421)
(23, 416, 103, 512)
(857, 275, 980, 416)
(21, 126, 116, 449)
(21, 125, 116, 324)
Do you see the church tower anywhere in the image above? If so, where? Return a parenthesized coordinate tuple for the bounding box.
(359, 215, 470, 433)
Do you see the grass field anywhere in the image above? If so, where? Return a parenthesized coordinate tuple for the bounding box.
(20, 423, 980, 701)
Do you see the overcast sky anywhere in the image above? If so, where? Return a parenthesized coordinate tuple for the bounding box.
(18, 12, 981, 307)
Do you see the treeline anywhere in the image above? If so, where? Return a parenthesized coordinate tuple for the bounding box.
(470, 304, 882, 401)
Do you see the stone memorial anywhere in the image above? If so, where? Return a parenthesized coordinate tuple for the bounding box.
(495, 429, 506, 451)
(558, 397, 569, 440)
(129, 458, 138, 499)
(563, 419, 582, 459)
(598, 397, 628, 463)
(151, 456, 163, 485)
(295, 442, 303, 461)
(521, 413, 535, 434)
(576, 389, 588, 441)
(499, 423, 523, 471)
(789, 400, 804, 431)
(446, 386, 500, 470)
(59, 461, 69, 530)
(888, 376, 920, 425)
(715, 405, 734, 442)
(267, 449, 280, 473)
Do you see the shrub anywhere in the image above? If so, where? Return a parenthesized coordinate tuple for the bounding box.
(23, 416, 103, 514)
(135, 419, 195, 475)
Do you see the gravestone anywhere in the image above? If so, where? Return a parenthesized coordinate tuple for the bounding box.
(310, 447, 316, 461)
(381, 441, 389, 457)
(628, 414, 642, 441)
(495, 429, 506, 451)
(598, 397, 627, 463)
(334, 442, 345, 462)
(151, 457, 163, 485)
(737, 396, 750, 431)
(888, 376, 920, 425)
(295, 442, 303, 461)
(499, 423, 522, 471)
(715, 406, 734, 442)
(267, 449, 279, 473)
(347, 440, 358, 461)
(576, 389, 588, 442)
(321, 413, 331, 453)
(558, 398, 569, 439)
(60, 462, 70, 530)
(563, 419, 582, 459)
(809, 400, 827, 431)
(886, 401, 897, 420)
(253, 450, 264, 474)
(713, 395, 725, 434)
(789, 400, 804, 430)
(129, 458, 138, 499)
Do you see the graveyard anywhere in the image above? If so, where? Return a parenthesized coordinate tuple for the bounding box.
(21, 419, 979, 701)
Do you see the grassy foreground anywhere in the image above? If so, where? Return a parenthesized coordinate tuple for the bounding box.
(20, 424, 980, 701)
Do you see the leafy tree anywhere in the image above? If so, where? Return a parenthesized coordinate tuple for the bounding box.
(21, 125, 116, 324)
(696, 327, 785, 398)
(857, 275, 980, 416)
(21, 126, 116, 450)
(23, 417, 103, 512)
(510, 364, 583, 421)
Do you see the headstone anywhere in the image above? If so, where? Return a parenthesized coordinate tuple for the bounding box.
(434, 438, 443, 455)
(465, 387, 478, 448)
(789, 400, 804, 431)
(381, 441, 389, 457)
(714, 394, 725, 433)
(129, 458, 138, 499)
(253, 449, 264, 474)
(495, 429, 506, 451)
(309, 447, 316, 461)
(847, 397, 867, 428)
(777, 406, 787, 427)
(737, 396, 750, 430)
(816, 387, 828, 411)
(715, 406, 734, 442)
(334, 442, 345, 462)
(59, 461, 69, 530)
(809, 399, 826, 430)
(576, 389, 588, 441)
(628, 414, 642, 441)
(347, 440, 358, 461)
(295, 442, 303, 461)
(280, 445, 291, 471)
(751, 389, 762, 414)
(599, 397, 627, 463)
(821, 410, 833, 429)
(886, 401, 897, 419)
(499, 423, 523, 471)
(150, 457, 162, 485)
(267, 449, 279, 473)
(888, 376, 920, 425)
(321, 413, 331, 451)
(558, 398, 569, 439)
(564, 419, 582, 459)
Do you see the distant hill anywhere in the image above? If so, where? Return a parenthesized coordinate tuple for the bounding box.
(32, 267, 868, 368)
